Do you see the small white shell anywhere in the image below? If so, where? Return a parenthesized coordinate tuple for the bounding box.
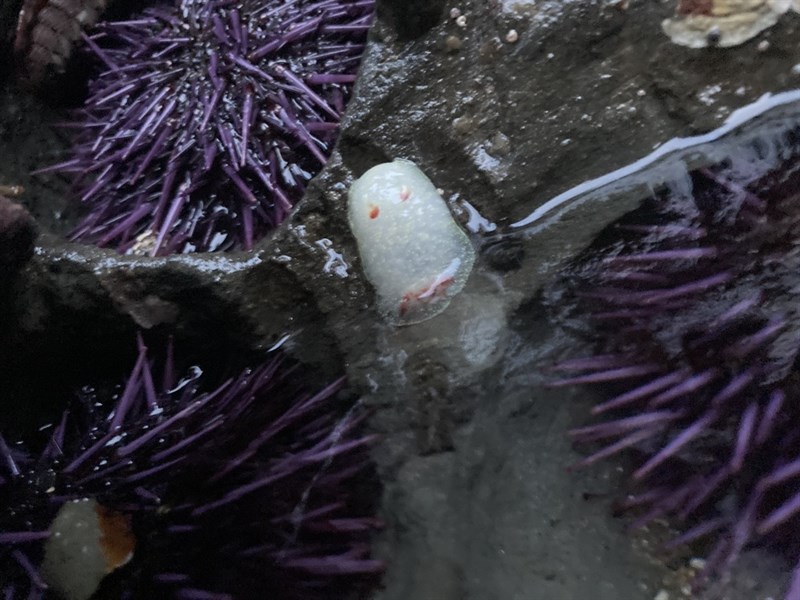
(348, 160, 475, 325)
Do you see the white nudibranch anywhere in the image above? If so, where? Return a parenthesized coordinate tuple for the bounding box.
(348, 160, 476, 325)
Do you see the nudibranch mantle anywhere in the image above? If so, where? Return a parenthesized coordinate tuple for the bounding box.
(348, 160, 475, 325)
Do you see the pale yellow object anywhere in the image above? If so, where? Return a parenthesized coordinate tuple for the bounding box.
(348, 160, 475, 325)
(41, 498, 134, 600)
(662, 0, 790, 48)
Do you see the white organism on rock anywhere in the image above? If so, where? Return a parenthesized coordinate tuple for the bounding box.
(348, 160, 475, 325)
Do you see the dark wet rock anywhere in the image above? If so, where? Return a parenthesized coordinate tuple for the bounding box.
(379, 0, 446, 40)
(2, 0, 800, 598)
(0, 193, 35, 275)
(0, 0, 22, 78)
(480, 234, 525, 272)
(0, 83, 73, 232)
(0, 194, 35, 372)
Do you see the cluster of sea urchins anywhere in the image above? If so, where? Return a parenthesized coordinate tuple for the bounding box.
(550, 132, 800, 596)
(0, 335, 383, 599)
(47, 0, 373, 255)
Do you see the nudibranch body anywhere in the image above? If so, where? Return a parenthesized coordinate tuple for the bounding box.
(348, 160, 475, 325)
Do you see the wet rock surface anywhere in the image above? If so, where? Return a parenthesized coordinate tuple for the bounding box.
(0, 194, 35, 275)
(0, 84, 73, 235)
(2, 0, 800, 598)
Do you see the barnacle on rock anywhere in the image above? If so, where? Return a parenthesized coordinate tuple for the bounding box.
(13, 0, 108, 85)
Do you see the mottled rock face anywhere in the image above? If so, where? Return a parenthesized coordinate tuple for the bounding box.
(0, 194, 35, 275)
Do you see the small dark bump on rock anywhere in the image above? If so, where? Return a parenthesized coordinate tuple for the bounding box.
(481, 235, 524, 272)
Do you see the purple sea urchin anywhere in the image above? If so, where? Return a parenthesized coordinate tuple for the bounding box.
(0, 335, 383, 599)
(549, 116, 800, 595)
(49, 0, 373, 255)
